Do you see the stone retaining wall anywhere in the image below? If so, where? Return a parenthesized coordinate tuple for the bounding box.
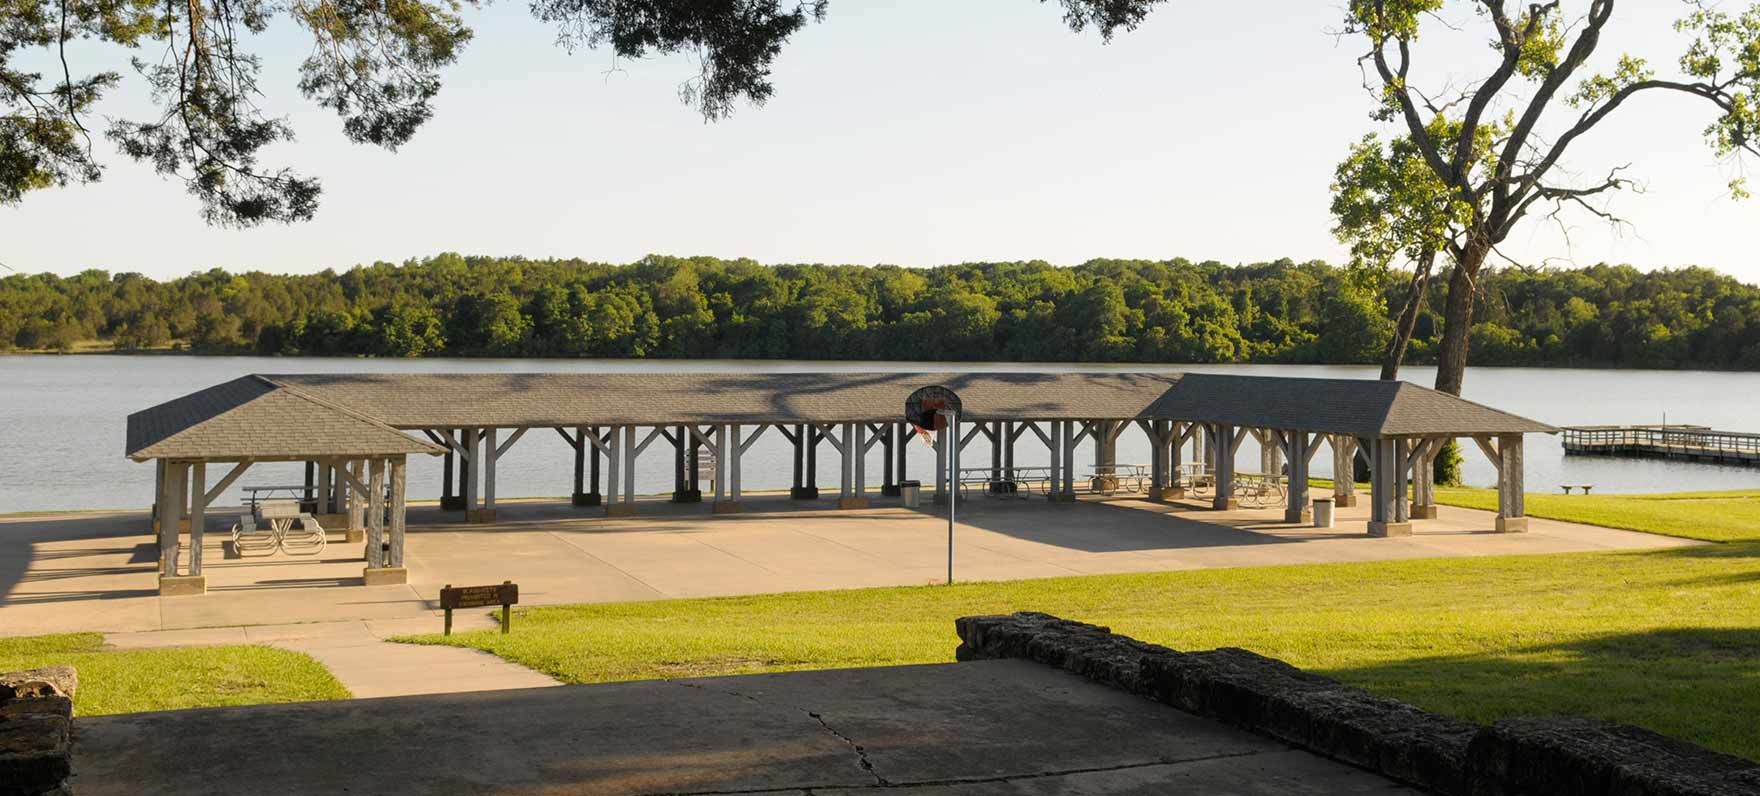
(0, 666, 77, 796)
(955, 612, 1760, 796)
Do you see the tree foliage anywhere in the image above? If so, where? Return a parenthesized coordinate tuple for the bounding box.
(3, 254, 1758, 370)
(1, 0, 831, 224)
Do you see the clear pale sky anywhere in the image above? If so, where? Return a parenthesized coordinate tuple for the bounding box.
(4, 0, 1757, 281)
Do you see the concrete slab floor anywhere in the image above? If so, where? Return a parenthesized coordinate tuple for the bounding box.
(71, 659, 1412, 795)
(0, 494, 1703, 637)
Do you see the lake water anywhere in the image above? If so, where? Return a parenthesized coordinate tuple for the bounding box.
(1, 356, 1755, 513)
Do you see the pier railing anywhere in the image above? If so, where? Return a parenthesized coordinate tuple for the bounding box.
(1562, 425, 1760, 467)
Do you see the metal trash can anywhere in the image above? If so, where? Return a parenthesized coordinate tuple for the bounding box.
(1312, 497, 1334, 528)
(900, 480, 922, 508)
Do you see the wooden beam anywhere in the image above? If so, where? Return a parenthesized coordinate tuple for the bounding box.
(202, 460, 253, 506)
(495, 427, 528, 458)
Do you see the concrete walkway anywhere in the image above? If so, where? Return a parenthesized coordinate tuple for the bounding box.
(1, 494, 1703, 637)
(104, 616, 558, 698)
(72, 659, 1413, 795)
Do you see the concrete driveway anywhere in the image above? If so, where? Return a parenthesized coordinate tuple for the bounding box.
(0, 494, 1701, 636)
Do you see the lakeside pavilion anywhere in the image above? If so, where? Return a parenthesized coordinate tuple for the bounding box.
(126, 372, 1555, 595)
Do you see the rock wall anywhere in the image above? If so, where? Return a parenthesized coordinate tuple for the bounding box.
(955, 612, 1760, 796)
(0, 666, 77, 796)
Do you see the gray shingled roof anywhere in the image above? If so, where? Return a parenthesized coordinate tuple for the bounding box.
(1148, 374, 1556, 437)
(126, 376, 444, 461)
(127, 371, 1554, 460)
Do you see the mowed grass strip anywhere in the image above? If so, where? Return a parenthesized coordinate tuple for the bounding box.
(0, 633, 349, 715)
(403, 538, 1760, 760)
(1434, 486, 1760, 542)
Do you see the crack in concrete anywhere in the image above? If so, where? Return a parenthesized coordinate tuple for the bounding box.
(667, 679, 890, 788)
(636, 752, 1265, 794)
(639, 688, 1267, 796)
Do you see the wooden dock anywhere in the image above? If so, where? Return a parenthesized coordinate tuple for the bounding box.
(1562, 425, 1760, 467)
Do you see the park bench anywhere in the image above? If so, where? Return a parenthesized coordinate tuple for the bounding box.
(1560, 483, 1595, 494)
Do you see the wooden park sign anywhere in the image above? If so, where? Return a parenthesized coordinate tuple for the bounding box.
(440, 580, 519, 635)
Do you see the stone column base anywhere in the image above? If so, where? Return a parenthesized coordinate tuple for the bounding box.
(837, 497, 871, 510)
(1211, 498, 1240, 511)
(439, 496, 466, 511)
(464, 509, 497, 524)
(572, 492, 602, 507)
(605, 503, 637, 517)
(1409, 503, 1439, 519)
(1495, 516, 1528, 533)
(362, 566, 408, 586)
(1155, 487, 1186, 501)
(790, 486, 820, 500)
(1333, 494, 1358, 508)
(711, 500, 743, 514)
(671, 489, 703, 504)
(1367, 521, 1413, 537)
(158, 575, 206, 597)
(880, 484, 902, 496)
(344, 528, 365, 544)
(1048, 492, 1077, 502)
(1283, 508, 1314, 524)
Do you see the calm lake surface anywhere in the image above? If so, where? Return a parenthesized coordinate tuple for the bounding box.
(1, 356, 1755, 513)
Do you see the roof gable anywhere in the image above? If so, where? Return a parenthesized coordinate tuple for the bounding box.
(127, 377, 441, 461)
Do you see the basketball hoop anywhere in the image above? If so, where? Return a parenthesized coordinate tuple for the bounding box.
(905, 385, 964, 585)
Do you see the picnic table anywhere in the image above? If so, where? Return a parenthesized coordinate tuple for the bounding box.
(1086, 463, 1150, 495)
(240, 484, 310, 510)
(1560, 483, 1595, 494)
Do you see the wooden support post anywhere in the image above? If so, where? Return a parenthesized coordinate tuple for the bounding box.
(840, 423, 869, 509)
(572, 426, 588, 505)
(316, 462, 332, 516)
(365, 458, 386, 568)
(605, 425, 623, 513)
(442, 439, 455, 508)
(589, 426, 603, 504)
(475, 428, 498, 523)
(1059, 420, 1077, 500)
(620, 425, 639, 513)
(157, 462, 204, 595)
(461, 429, 478, 519)
(187, 462, 206, 577)
(1167, 422, 1188, 500)
(1332, 435, 1358, 507)
(881, 423, 898, 496)
(1211, 424, 1239, 510)
(1410, 439, 1440, 519)
(1394, 439, 1411, 523)
(1496, 433, 1527, 532)
(303, 461, 316, 510)
(388, 457, 408, 569)
(1284, 431, 1312, 524)
(789, 423, 809, 499)
(1367, 438, 1411, 536)
(717, 423, 742, 514)
(345, 459, 366, 543)
(806, 425, 820, 495)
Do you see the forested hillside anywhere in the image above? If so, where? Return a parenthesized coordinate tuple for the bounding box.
(2, 254, 1756, 368)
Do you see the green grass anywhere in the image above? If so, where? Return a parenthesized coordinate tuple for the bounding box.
(403, 535, 1760, 760)
(1435, 487, 1760, 542)
(0, 633, 349, 715)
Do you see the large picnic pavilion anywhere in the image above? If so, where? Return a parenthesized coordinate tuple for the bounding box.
(126, 372, 1555, 595)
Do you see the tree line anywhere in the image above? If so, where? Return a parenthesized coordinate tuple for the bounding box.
(2, 254, 1757, 370)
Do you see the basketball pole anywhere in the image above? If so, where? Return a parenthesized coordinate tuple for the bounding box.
(945, 409, 957, 585)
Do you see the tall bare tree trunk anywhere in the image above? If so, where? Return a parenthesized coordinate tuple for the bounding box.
(1380, 248, 1436, 381)
(1433, 237, 1490, 397)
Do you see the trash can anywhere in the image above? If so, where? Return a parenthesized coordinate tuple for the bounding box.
(899, 480, 922, 508)
(1312, 497, 1334, 528)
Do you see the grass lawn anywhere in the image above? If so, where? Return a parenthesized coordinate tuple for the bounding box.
(0, 634, 349, 716)
(403, 492, 1760, 761)
(1435, 486, 1760, 542)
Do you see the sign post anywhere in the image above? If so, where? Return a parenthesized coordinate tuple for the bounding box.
(906, 386, 962, 585)
(439, 580, 520, 635)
